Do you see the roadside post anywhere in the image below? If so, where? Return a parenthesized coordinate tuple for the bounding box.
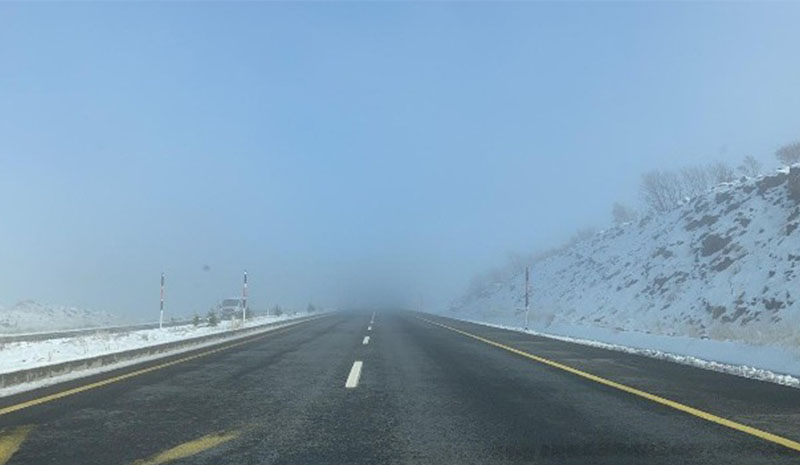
(160, 272, 165, 330)
(524, 266, 530, 329)
(242, 270, 248, 322)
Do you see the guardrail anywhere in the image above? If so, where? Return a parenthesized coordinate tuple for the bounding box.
(0, 314, 323, 389)
(0, 319, 194, 344)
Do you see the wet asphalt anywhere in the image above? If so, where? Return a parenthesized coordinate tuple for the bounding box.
(0, 311, 799, 464)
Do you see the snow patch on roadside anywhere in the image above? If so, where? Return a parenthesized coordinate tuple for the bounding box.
(462, 317, 800, 388)
(0, 314, 325, 398)
(0, 313, 313, 375)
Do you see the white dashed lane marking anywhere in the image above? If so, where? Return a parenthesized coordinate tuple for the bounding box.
(345, 361, 363, 388)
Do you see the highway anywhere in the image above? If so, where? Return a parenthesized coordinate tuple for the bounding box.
(0, 311, 799, 464)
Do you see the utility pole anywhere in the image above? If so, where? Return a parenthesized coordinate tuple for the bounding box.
(242, 270, 248, 322)
(159, 272, 165, 329)
(524, 266, 530, 329)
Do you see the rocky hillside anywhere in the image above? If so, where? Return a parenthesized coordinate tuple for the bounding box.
(451, 167, 800, 349)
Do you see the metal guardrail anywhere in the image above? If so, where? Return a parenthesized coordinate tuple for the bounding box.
(0, 319, 193, 344)
(0, 314, 323, 389)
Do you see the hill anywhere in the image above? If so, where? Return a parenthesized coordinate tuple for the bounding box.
(449, 166, 800, 378)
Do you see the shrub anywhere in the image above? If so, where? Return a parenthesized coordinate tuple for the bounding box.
(707, 161, 735, 184)
(641, 170, 685, 213)
(737, 155, 762, 177)
(777, 142, 800, 166)
(680, 165, 710, 197)
(611, 202, 636, 224)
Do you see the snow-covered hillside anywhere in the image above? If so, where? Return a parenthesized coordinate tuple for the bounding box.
(450, 166, 800, 376)
(0, 300, 122, 334)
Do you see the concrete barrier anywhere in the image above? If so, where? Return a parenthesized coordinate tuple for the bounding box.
(0, 314, 322, 389)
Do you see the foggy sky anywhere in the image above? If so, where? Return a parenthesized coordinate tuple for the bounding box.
(2, 2, 800, 320)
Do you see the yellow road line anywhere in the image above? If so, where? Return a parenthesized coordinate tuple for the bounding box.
(417, 316, 800, 453)
(0, 315, 328, 417)
(0, 425, 34, 465)
(130, 430, 239, 465)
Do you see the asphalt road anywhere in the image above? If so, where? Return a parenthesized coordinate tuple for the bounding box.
(1, 311, 799, 464)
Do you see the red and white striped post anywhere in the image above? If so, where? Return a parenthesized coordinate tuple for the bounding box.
(524, 266, 530, 329)
(242, 270, 248, 322)
(160, 272, 165, 329)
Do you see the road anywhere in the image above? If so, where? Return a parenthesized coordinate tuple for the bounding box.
(1, 311, 799, 464)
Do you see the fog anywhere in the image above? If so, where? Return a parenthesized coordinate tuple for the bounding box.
(2, 3, 800, 320)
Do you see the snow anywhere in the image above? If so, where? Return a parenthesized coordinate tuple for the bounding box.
(462, 318, 800, 388)
(448, 167, 800, 383)
(0, 300, 124, 334)
(0, 313, 321, 398)
(0, 313, 310, 375)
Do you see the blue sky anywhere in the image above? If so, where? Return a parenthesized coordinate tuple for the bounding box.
(1, 2, 800, 319)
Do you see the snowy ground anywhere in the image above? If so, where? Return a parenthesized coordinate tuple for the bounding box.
(0, 300, 123, 334)
(0, 313, 311, 375)
(449, 167, 800, 387)
(0, 313, 324, 398)
(456, 313, 800, 388)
